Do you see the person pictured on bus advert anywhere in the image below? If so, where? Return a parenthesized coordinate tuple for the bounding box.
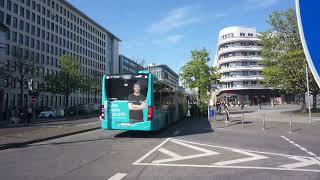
(128, 83, 146, 122)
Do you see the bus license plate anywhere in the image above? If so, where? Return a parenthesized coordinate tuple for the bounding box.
(119, 123, 131, 126)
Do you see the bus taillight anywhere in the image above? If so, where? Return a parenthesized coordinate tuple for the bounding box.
(148, 106, 153, 120)
(101, 105, 105, 120)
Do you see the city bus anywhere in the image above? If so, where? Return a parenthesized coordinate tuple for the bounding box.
(100, 70, 188, 131)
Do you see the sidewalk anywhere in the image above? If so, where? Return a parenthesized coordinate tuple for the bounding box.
(212, 109, 320, 138)
(0, 116, 101, 150)
(0, 113, 99, 128)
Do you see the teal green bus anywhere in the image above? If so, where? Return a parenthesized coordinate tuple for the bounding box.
(100, 71, 188, 131)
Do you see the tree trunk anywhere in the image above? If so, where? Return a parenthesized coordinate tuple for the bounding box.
(94, 90, 97, 104)
(65, 93, 69, 111)
(300, 93, 306, 112)
(87, 90, 90, 105)
(19, 79, 24, 108)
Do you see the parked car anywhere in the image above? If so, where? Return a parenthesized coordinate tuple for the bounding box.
(39, 109, 57, 118)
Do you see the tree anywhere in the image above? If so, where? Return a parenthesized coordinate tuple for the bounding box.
(40, 55, 82, 110)
(180, 48, 220, 112)
(80, 70, 101, 104)
(259, 8, 319, 111)
(4, 48, 35, 108)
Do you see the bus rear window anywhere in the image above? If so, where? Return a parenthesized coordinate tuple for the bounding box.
(105, 74, 148, 101)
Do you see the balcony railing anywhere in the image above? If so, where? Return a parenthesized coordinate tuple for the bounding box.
(216, 56, 263, 64)
(220, 75, 263, 82)
(218, 36, 260, 46)
(219, 65, 263, 69)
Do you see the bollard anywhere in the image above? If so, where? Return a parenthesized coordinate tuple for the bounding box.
(242, 112, 244, 128)
(289, 114, 293, 133)
(262, 113, 266, 130)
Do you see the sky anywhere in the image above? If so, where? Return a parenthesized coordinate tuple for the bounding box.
(68, 0, 295, 73)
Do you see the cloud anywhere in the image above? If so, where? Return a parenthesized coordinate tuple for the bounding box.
(152, 34, 184, 45)
(245, 0, 278, 9)
(147, 7, 202, 34)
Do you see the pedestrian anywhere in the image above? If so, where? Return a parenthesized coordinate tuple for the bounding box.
(27, 105, 32, 124)
(257, 98, 261, 110)
(224, 101, 230, 126)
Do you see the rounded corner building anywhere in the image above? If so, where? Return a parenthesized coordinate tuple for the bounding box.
(214, 26, 271, 105)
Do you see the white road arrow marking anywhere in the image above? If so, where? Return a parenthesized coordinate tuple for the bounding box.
(279, 156, 320, 169)
(152, 139, 219, 164)
(214, 149, 269, 166)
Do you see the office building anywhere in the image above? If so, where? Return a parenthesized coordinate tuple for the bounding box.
(214, 26, 271, 104)
(0, 0, 120, 117)
(119, 54, 143, 74)
(0, 23, 8, 121)
(146, 63, 179, 88)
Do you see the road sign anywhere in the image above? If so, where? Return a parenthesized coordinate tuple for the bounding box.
(296, 0, 320, 87)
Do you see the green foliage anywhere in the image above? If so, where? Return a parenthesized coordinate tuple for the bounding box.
(259, 9, 308, 94)
(40, 54, 83, 109)
(180, 48, 220, 110)
(259, 8, 319, 110)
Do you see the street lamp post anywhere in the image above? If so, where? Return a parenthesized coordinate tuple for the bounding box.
(306, 64, 312, 124)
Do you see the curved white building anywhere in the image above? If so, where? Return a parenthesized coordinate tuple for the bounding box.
(214, 26, 271, 104)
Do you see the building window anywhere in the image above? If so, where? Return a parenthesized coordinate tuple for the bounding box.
(25, 22, 29, 33)
(26, 9, 30, 19)
(19, 6, 24, 17)
(19, 20, 23, 30)
(7, 0, 11, 11)
(12, 31, 17, 42)
(25, 36, 29, 46)
(13, 3, 18, 14)
(0, 11, 4, 24)
(248, 33, 254, 37)
(5, 30, 10, 40)
(31, 13, 35, 22)
(240, 32, 245, 37)
(0, 0, 3, 7)
(5, 44, 10, 55)
(19, 33, 23, 44)
(12, 17, 17, 28)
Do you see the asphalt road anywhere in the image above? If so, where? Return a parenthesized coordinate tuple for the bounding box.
(1, 114, 320, 180)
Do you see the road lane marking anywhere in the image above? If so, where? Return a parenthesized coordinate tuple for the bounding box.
(75, 121, 99, 127)
(135, 162, 320, 173)
(152, 139, 219, 164)
(158, 148, 182, 158)
(173, 139, 312, 159)
(108, 173, 127, 180)
(214, 149, 268, 166)
(281, 136, 320, 161)
(132, 138, 172, 165)
(279, 156, 320, 169)
(134, 138, 320, 172)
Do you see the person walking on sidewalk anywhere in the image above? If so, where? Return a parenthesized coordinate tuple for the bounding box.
(223, 101, 230, 126)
